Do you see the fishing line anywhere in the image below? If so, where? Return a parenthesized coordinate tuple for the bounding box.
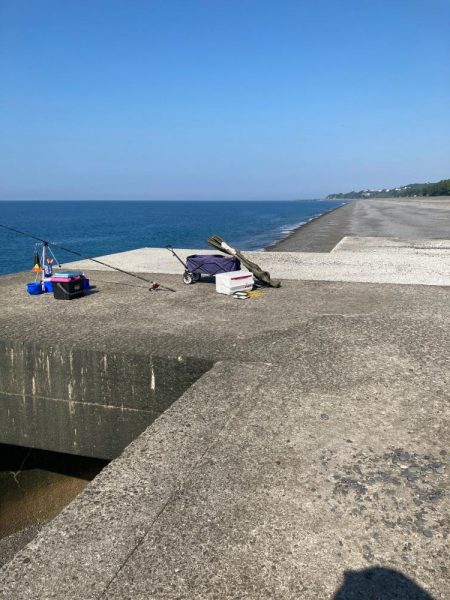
(92, 279, 148, 289)
(0, 222, 176, 292)
(88, 273, 178, 292)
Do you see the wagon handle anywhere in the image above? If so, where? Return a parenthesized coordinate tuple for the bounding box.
(165, 245, 188, 269)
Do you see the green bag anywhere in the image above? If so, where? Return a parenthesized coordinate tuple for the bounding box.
(207, 235, 281, 288)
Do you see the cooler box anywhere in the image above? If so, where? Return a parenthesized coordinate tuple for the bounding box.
(52, 271, 84, 278)
(51, 276, 85, 300)
(215, 270, 254, 295)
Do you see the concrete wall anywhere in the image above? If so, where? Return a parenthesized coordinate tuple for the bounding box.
(0, 340, 213, 459)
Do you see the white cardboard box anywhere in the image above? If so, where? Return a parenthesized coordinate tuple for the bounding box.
(215, 270, 254, 295)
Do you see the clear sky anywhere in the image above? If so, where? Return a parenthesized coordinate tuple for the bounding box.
(1, 0, 449, 200)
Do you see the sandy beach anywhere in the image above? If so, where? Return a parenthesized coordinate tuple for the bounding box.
(269, 196, 450, 252)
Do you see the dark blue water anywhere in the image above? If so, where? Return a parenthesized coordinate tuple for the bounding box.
(0, 200, 344, 275)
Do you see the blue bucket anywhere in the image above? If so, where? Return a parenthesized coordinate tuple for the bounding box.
(44, 281, 53, 293)
(27, 282, 43, 295)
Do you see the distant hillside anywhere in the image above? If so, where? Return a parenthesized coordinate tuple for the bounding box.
(327, 178, 450, 199)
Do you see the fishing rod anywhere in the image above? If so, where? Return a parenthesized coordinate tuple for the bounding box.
(0, 222, 176, 292)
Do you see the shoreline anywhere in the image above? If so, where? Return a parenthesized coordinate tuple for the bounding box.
(262, 202, 349, 251)
(266, 201, 354, 252)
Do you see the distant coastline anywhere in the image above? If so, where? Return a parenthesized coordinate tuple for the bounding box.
(327, 178, 450, 200)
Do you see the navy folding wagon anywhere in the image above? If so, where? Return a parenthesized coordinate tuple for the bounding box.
(166, 246, 240, 284)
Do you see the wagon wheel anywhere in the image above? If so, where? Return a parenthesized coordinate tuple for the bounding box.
(192, 273, 201, 282)
(183, 272, 194, 284)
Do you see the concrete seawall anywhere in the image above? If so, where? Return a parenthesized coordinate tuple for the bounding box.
(0, 339, 212, 459)
(1, 198, 450, 598)
(1, 246, 449, 597)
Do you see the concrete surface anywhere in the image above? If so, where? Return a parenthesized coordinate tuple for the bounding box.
(270, 197, 450, 252)
(2, 194, 450, 596)
(0, 525, 42, 569)
(333, 236, 450, 254)
(0, 268, 449, 598)
(63, 244, 450, 286)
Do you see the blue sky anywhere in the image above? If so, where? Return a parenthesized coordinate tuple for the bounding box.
(1, 0, 449, 200)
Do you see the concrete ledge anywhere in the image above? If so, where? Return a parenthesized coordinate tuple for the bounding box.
(0, 361, 271, 599)
(64, 244, 450, 286)
(1, 350, 448, 598)
(333, 236, 450, 254)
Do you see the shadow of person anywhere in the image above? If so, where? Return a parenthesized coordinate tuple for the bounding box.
(333, 567, 435, 600)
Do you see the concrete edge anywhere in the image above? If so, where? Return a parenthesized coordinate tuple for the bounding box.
(62, 246, 450, 287)
(0, 360, 273, 600)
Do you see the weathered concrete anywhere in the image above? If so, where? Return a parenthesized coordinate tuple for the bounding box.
(64, 243, 450, 286)
(0, 339, 212, 459)
(333, 236, 450, 254)
(1, 256, 449, 458)
(1, 193, 450, 594)
(0, 265, 449, 598)
(0, 525, 42, 569)
(0, 269, 216, 458)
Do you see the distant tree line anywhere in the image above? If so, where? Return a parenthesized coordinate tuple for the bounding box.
(327, 178, 450, 199)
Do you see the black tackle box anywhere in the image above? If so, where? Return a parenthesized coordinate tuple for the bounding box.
(52, 278, 85, 300)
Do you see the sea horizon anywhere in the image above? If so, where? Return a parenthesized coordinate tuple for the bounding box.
(0, 198, 327, 202)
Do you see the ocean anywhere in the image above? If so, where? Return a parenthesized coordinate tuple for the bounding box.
(0, 200, 344, 276)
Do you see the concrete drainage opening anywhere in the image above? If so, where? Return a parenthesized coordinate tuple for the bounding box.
(0, 443, 108, 565)
(0, 340, 214, 563)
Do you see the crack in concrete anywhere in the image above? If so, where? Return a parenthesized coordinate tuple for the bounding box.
(0, 390, 156, 414)
(99, 363, 274, 599)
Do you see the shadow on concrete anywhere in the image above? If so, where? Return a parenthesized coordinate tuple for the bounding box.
(333, 567, 435, 599)
(0, 443, 107, 478)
